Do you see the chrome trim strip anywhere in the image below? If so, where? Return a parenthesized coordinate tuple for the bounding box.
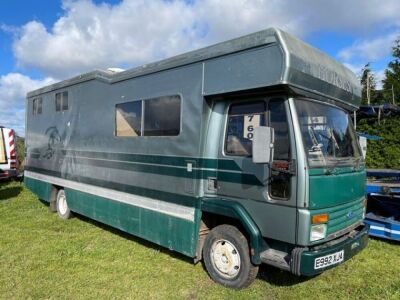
(25, 171, 195, 222)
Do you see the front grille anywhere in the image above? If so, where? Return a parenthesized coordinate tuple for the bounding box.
(326, 200, 364, 238)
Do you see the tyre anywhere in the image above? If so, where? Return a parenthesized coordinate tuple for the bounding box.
(56, 189, 73, 219)
(203, 224, 259, 289)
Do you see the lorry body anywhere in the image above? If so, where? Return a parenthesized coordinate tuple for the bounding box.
(0, 126, 17, 179)
(25, 28, 368, 288)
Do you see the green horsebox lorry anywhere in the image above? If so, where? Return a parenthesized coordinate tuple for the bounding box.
(25, 28, 368, 289)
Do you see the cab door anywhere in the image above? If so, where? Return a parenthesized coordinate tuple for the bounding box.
(215, 96, 298, 243)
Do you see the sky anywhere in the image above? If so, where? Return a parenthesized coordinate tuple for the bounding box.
(1, 0, 399, 136)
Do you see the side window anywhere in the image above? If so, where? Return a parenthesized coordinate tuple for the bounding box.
(269, 99, 291, 199)
(115, 95, 181, 137)
(32, 97, 42, 115)
(143, 95, 181, 136)
(269, 100, 290, 160)
(225, 101, 266, 156)
(55, 93, 61, 111)
(115, 101, 142, 136)
(62, 91, 68, 110)
(38, 98, 43, 114)
(55, 91, 68, 111)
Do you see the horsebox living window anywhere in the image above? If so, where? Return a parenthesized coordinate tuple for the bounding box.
(55, 91, 68, 112)
(115, 95, 181, 137)
(32, 97, 43, 115)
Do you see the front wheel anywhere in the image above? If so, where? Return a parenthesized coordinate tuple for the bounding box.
(56, 189, 73, 219)
(203, 225, 259, 289)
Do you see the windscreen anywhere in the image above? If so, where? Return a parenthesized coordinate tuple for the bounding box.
(295, 99, 361, 168)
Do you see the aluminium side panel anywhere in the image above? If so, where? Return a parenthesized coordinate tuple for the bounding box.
(25, 63, 205, 257)
(203, 45, 284, 96)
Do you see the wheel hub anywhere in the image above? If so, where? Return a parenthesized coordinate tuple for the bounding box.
(211, 239, 241, 279)
(58, 194, 67, 215)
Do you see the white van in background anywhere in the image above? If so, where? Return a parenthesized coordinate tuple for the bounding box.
(0, 126, 17, 180)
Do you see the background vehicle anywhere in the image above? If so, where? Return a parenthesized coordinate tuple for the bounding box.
(0, 126, 17, 180)
(25, 28, 368, 289)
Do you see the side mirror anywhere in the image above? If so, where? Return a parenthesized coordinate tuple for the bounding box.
(252, 126, 274, 164)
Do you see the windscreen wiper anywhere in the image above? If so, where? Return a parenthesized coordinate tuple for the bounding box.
(325, 157, 354, 173)
(308, 126, 323, 152)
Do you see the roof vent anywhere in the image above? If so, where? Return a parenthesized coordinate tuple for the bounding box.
(107, 68, 125, 73)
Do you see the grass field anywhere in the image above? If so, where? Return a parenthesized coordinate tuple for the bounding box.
(1, 181, 400, 299)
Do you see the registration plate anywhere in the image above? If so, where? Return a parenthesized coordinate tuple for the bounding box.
(314, 250, 344, 269)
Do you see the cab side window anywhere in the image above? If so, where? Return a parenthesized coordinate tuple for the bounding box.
(269, 100, 290, 161)
(269, 99, 291, 199)
(225, 101, 266, 156)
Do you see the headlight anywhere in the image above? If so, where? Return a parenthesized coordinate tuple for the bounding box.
(310, 224, 327, 242)
(362, 198, 367, 219)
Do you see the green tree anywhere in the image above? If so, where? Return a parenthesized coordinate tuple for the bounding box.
(15, 135, 25, 171)
(360, 63, 378, 105)
(382, 37, 400, 104)
(357, 116, 400, 169)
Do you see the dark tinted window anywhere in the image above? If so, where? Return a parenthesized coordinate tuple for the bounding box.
(268, 99, 291, 199)
(62, 91, 68, 110)
(55, 93, 61, 111)
(32, 97, 42, 115)
(55, 91, 68, 111)
(143, 95, 181, 136)
(115, 95, 181, 137)
(115, 101, 142, 136)
(37, 98, 42, 114)
(33, 99, 37, 115)
(269, 100, 290, 160)
(225, 101, 266, 156)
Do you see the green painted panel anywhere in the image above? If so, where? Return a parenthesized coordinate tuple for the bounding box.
(309, 168, 366, 209)
(201, 198, 267, 265)
(24, 177, 52, 202)
(64, 188, 198, 257)
(68, 156, 262, 185)
(57, 150, 241, 171)
(310, 198, 364, 237)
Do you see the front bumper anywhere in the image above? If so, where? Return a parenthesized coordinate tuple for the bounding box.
(290, 224, 368, 276)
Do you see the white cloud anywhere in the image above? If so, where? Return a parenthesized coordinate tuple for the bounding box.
(342, 63, 364, 76)
(338, 32, 399, 63)
(9, 0, 400, 79)
(342, 63, 386, 89)
(13, 0, 198, 78)
(374, 69, 386, 90)
(0, 73, 55, 135)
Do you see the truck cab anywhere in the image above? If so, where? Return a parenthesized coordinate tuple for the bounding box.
(200, 93, 367, 287)
(199, 29, 367, 288)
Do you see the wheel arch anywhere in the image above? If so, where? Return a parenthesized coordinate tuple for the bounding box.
(48, 184, 62, 211)
(200, 198, 266, 265)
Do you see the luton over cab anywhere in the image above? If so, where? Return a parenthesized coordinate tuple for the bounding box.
(25, 28, 367, 289)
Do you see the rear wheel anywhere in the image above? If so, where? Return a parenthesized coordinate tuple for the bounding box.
(56, 189, 73, 219)
(203, 225, 259, 289)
